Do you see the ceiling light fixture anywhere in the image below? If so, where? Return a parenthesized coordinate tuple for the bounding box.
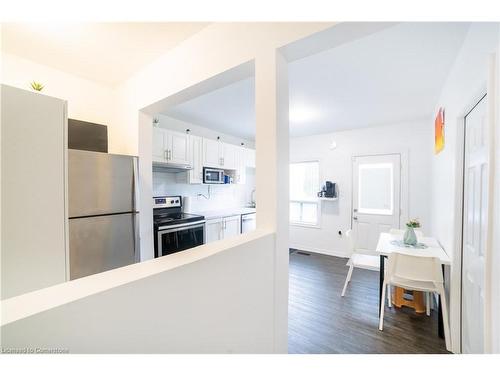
(289, 106, 318, 123)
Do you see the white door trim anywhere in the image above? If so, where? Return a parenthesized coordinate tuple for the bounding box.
(350, 151, 409, 231)
(455, 52, 498, 354)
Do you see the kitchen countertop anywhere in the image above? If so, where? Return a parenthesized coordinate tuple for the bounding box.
(186, 207, 256, 220)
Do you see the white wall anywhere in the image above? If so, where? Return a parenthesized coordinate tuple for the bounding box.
(126, 23, 333, 352)
(153, 169, 255, 212)
(429, 23, 500, 353)
(0, 52, 132, 155)
(1, 231, 276, 353)
(289, 120, 432, 257)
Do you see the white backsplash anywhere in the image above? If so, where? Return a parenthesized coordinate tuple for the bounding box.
(153, 168, 255, 213)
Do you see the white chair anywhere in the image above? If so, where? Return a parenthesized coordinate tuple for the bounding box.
(341, 230, 391, 307)
(378, 252, 451, 351)
(389, 228, 431, 316)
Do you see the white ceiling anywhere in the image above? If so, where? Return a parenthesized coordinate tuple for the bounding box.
(164, 77, 256, 140)
(1, 22, 208, 86)
(163, 22, 470, 139)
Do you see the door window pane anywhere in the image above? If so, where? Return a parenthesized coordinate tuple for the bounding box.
(358, 163, 393, 215)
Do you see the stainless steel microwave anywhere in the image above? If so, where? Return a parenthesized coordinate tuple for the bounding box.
(203, 167, 224, 184)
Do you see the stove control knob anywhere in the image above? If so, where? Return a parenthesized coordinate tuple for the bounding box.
(175, 199, 179, 203)
(170, 200, 174, 204)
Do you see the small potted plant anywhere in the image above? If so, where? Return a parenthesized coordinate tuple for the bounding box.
(404, 218, 420, 246)
(30, 81, 45, 92)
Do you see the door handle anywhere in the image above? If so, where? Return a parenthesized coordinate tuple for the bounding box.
(353, 216, 358, 220)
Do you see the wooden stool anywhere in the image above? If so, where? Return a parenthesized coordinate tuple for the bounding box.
(392, 286, 426, 313)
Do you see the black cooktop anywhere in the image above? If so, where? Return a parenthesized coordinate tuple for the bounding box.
(153, 210, 205, 227)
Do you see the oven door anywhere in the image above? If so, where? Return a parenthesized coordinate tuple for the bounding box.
(203, 168, 224, 184)
(156, 221, 205, 257)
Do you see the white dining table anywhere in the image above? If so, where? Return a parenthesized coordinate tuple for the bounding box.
(375, 232, 451, 339)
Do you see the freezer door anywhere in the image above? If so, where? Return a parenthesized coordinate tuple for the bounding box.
(69, 213, 138, 280)
(68, 149, 138, 217)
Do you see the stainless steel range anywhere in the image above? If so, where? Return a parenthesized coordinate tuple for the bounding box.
(153, 196, 205, 258)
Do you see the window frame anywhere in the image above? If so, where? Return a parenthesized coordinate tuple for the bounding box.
(289, 160, 321, 228)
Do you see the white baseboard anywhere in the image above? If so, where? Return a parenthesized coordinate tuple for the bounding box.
(290, 243, 350, 259)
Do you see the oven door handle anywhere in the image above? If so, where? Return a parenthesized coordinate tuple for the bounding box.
(158, 220, 206, 231)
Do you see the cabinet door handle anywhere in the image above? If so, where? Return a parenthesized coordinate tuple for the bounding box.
(164, 150, 168, 160)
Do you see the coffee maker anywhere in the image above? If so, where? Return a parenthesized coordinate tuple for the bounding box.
(317, 181, 337, 198)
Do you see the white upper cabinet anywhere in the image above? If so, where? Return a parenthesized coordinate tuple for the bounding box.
(188, 135, 203, 184)
(202, 138, 240, 170)
(152, 127, 167, 162)
(222, 143, 238, 170)
(203, 138, 222, 168)
(152, 127, 190, 166)
(234, 147, 247, 184)
(246, 148, 256, 168)
(168, 130, 190, 165)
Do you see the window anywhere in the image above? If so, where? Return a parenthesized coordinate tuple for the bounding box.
(290, 161, 320, 226)
(357, 162, 394, 215)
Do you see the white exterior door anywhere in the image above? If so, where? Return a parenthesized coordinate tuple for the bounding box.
(352, 154, 401, 251)
(462, 95, 489, 354)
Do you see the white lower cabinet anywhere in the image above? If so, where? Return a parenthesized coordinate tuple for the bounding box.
(205, 215, 242, 243)
(222, 215, 241, 240)
(205, 218, 223, 243)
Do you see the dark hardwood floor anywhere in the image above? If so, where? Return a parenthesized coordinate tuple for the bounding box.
(288, 249, 449, 354)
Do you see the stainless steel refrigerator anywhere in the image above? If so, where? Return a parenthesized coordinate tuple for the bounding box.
(68, 149, 139, 280)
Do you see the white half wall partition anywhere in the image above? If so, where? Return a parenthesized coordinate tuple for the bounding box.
(1, 231, 276, 353)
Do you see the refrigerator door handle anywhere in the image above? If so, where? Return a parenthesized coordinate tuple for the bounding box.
(132, 157, 139, 212)
(132, 157, 140, 262)
(133, 213, 140, 262)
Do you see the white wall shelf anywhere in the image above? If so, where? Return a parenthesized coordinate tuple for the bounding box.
(319, 197, 338, 201)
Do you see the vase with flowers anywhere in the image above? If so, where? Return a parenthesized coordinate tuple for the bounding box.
(404, 219, 420, 246)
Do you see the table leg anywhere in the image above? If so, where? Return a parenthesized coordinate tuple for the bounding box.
(379, 255, 385, 317)
(438, 264, 445, 339)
